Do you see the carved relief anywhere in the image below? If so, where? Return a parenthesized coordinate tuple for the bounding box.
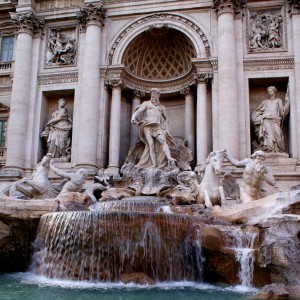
(46, 28, 77, 66)
(247, 6, 287, 53)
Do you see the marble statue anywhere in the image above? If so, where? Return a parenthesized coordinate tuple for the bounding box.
(226, 150, 275, 203)
(0, 153, 61, 199)
(46, 29, 76, 65)
(50, 162, 88, 195)
(131, 88, 176, 169)
(197, 149, 227, 207)
(252, 86, 289, 153)
(41, 98, 72, 161)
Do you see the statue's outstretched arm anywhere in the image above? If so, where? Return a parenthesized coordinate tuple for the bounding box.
(50, 162, 71, 180)
(263, 167, 275, 186)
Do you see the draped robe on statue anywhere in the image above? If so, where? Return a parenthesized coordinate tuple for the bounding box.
(252, 98, 287, 152)
(132, 101, 176, 169)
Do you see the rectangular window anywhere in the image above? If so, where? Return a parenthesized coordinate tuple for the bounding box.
(0, 120, 7, 148)
(0, 36, 14, 62)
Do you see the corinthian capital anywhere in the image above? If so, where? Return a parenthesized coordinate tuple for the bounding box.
(77, 2, 106, 28)
(106, 76, 124, 89)
(288, 0, 300, 13)
(10, 12, 44, 36)
(212, 0, 247, 16)
(194, 73, 213, 84)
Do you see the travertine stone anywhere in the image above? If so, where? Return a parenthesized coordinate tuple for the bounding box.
(195, 74, 210, 166)
(76, 3, 105, 169)
(107, 78, 123, 175)
(130, 90, 143, 147)
(214, 0, 240, 158)
(180, 87, 195, 157)
(5, 12, 44, 173)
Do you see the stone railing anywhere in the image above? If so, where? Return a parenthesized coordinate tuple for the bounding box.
(0, 147, 7, 166)
(0, 62, 12, 70)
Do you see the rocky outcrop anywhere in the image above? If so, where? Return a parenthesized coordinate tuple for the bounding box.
(256, 283, 289, 299)
(0, 193, 92, 272)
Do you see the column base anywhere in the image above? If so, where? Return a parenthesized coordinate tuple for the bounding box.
(106, 165, 120, 176)
(0, 166, 24, 180)
(75, 164, 98, 176)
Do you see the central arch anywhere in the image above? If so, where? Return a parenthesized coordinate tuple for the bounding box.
(108, 13, 211, 66)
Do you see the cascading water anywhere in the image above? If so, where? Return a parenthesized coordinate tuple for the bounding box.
(31, 211, 205, 283)
(220, 226, 258, 287)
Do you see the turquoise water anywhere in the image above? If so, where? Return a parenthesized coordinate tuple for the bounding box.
(0, 273, 259, 300)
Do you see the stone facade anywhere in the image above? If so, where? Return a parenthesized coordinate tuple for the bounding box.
(0, 0, 299, 189)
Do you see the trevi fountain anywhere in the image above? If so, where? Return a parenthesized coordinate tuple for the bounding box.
(1, 0, 300, 299)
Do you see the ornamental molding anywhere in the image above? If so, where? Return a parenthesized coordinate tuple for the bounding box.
(108, 13, 211, 65)
(246, 4, 287, 54)
(212, 0, 247, 16)
(243, 57, 294, 71)
(0, 86, 12, 93)
(10, 12, 44, 36)
(104, 59, 214, 94)
(77, 2, 106, 29)
(38, 72, 78, 85)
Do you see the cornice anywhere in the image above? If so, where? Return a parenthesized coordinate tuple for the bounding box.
(38, 72, 78, 85)
(243, 57, 294, 71)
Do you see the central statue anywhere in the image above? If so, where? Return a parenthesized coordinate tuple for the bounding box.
(131, 88, 176, 169)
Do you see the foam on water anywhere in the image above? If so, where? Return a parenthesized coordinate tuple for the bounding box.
(10, 272, 257, 294)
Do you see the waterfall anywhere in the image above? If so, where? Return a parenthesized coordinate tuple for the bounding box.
(31, 211, 205, 283)
(221, 227, 257, 287)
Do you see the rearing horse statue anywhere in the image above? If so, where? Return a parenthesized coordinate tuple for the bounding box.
(197, 149, 227, 207)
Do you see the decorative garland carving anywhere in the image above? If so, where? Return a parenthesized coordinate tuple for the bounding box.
(10, 12, 44, 35)
(108, 13, 211, 65)
(77, 2, 106, 29)
(247, 5, 287, 53)
(212, 0, 247, 16)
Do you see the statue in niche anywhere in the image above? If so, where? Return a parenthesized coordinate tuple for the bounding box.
(226, 150, 275, 203)
(41, 98, 72, 161)
(131, 88, 176, 170)
(46, 29, 76, 65)
(248, 11, 283, 51)
(252, 86, 289, 153)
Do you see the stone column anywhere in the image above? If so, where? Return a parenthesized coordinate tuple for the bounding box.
(212, 0, 244, 158)
(195, 74, 210, 167)
(130, 90, 144, 147)
(4, 12, 44, 175)
(76, 3, 106, 170)
(107, 78, 123, 175)
(290, 2, 300, 159)
(180, 87, 195, 157)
